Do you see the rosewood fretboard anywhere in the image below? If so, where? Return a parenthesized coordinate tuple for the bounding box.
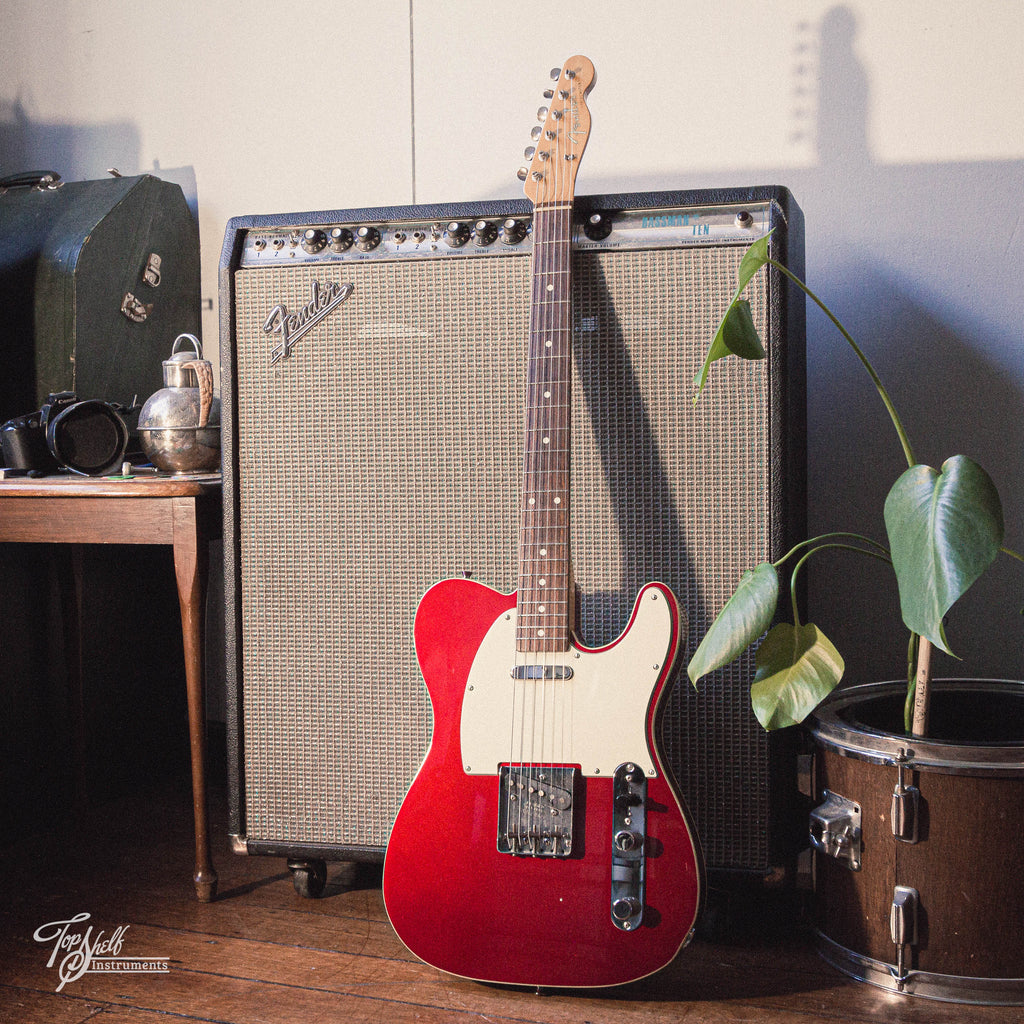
(516, 202, 574, 653)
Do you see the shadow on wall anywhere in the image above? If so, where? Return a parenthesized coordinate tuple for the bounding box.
(585, 6, 1024, 684)
(0, 97, 199, 221)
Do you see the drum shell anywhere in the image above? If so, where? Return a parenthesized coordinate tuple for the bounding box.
(810, 680, 1024, 999)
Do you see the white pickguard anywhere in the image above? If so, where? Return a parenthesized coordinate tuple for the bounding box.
(460, 585, 676, 778)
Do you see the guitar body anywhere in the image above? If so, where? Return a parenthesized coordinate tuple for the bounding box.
(382, 577, 704, 988)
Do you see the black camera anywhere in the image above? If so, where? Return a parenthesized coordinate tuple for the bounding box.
(1, 391, 129, 476)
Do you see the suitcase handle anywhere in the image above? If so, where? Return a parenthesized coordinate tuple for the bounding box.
(0, 170, 63, 190)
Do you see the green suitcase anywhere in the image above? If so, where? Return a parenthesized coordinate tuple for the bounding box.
(0, 170, 200, 421)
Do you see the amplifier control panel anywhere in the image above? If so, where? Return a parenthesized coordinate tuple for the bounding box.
(237, 202, 770, 268)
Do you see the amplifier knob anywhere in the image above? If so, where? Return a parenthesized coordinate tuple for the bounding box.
(445, 221, 470, 248)
(301, 228, 327, 254)
(329, 227, 354, 252)
(472, 220, 498, 247)
(583, 212, 613, 241)
(355, 226, 381, 251)
(500, 218, 528, 245)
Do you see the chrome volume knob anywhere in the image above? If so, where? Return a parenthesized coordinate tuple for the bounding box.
(445, 221, 470, 248)
(301, 228, 327, 254)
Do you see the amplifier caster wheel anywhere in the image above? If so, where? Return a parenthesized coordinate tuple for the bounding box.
(287, 858, 327, 898)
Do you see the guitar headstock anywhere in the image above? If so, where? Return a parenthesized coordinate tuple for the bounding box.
(519, 55, 595, 208)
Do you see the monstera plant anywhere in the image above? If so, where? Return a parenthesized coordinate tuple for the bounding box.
(687, 233, 1021, 734)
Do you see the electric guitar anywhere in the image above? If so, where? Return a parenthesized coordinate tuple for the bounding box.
(382, 55, 704, 988)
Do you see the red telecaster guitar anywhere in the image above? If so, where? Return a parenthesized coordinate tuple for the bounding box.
(382, 54, 704, 988)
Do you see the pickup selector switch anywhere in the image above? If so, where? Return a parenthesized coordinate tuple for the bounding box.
(355, 226, 381, 251)
(301, 228, 327, 254)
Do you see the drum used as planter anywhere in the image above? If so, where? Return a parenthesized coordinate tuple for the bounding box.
(808, 679, 1024, 1005)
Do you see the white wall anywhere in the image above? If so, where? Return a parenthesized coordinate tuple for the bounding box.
(3, 0, 1022, 686)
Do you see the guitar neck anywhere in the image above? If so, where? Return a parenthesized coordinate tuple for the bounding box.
(517, 201, 574, 653)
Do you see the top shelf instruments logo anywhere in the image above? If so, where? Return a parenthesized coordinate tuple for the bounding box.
(33, 913, 169, 992)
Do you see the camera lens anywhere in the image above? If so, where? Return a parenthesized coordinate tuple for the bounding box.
(48, 401, 128, 475)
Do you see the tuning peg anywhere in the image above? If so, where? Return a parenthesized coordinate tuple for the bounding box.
(517, 167, 529, 181)
(543, 88, 554, 100)
(524, 146, 536, 160)
(531, 125, 543, 140)
(550, 67, 562, 81)
(537, 106, 548, 122)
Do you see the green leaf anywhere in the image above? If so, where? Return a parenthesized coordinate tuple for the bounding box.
(688, 563, 779, 685)
(692, 232, 773, 398)
(750, 622, 845, 730)
(884, 455, 1004, 654)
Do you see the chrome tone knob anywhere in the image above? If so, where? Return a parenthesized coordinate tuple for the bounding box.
(329, 227, 353, 252)
(500, 218, 527, 245)
(472, 220, 497, 247)
(355, 226, 381, 251)
(301, 228, 327, 254)
(445, 221, 470, 247)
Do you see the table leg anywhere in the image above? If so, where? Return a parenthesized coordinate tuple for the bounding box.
(172, 496, 218, 902)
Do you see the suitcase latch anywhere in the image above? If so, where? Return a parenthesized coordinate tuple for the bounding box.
(121, 292, 154, 322)
(809, 789, 862, 870)
(143, 252, 162, 287)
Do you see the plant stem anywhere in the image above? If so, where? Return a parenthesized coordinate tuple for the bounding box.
(904, 634, 918, 732)
(787, 541, 893, 628)
(774, 531, 890, 569)
(768, 258, 917, 469)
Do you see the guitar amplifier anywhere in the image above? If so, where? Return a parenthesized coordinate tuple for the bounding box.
(220, 186, 806, 882)
(0, 170, 200, 423)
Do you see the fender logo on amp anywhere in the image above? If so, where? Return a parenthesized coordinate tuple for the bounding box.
(263, 280, 355, 364)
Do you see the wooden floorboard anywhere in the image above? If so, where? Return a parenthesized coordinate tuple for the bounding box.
(1, 765, 1019, 1024)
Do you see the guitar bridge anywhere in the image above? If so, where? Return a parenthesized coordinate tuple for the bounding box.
(497, 765, 577, 857)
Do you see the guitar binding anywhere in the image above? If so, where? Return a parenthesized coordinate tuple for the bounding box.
(497, 764, 578, 857)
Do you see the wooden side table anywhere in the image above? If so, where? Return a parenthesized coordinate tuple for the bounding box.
(0, 473, 222, 901)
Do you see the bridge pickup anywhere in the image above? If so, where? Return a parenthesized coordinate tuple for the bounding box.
(497, 765, 577, 857)
(510, 664, 574, 680)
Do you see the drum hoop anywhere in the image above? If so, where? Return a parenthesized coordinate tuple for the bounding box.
(816, 930, 1024, 1005)
(809, 679, 1024, 776)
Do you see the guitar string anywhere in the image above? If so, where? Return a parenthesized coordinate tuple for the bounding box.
(507, 62, 578, 854)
